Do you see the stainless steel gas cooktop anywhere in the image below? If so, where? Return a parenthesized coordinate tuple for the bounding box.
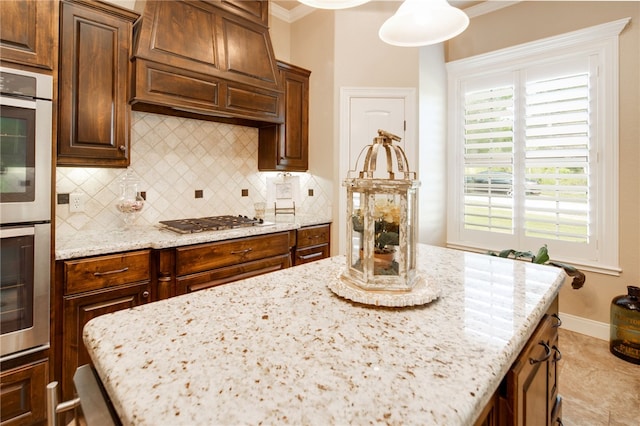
(159, 215, 264, 234)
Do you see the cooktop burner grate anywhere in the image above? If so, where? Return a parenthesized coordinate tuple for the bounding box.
(159, 215, 263, 234)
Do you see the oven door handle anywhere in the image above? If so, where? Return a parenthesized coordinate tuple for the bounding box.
(1, 226, 36, 238)
(0, 94, 37, 109)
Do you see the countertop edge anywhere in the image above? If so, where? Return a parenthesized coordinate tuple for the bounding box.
(55, 216, 332, 260)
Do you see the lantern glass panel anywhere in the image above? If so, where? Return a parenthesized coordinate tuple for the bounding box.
(349, 191, 363, 271)
(371, 194, 401, 276)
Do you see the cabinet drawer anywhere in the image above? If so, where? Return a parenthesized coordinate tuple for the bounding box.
(176, 254, 290, 294)
(297, 224, 330, 249)
(294, 244, 329, 266)
(0, 359, 48, 425)
(176, 232, 290, 276)
(64, 250, 151, 294)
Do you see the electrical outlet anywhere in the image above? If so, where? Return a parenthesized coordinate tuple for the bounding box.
(69, 192, 85, 213)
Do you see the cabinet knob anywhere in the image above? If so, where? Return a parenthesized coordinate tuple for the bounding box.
(142, 291, 150, 298)
(119, 145, 126, 152)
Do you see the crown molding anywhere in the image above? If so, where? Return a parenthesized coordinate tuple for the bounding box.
(463, 1, 521, 18)
(270, 2, 315, 24)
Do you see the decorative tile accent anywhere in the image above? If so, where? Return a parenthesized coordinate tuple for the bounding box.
(56, 112, 331, 232)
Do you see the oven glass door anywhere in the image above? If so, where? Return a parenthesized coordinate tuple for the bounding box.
(0, 224, 50, 359)
(0, 104, 36, 203)
(0, 67, 52, 224)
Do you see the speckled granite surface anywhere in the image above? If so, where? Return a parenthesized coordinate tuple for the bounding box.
(83, 244, 565, 425)
(55, 214, 331, 259)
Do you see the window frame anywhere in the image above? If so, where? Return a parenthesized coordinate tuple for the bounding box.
(446, 18, 630, 275)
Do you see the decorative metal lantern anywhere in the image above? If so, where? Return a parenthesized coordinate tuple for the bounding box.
(340, 129, 421, 293)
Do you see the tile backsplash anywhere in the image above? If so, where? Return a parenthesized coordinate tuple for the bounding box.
(56, 112, 331, 233)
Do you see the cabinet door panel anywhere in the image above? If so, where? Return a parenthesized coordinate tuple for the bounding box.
(57, 1, 137, 167)
(522, 357, 548, 426)
(0, 0, 56, 71)
(61, 282, 150, 400)
(258, 61, 310, 171)
(507, 299, 561, 426)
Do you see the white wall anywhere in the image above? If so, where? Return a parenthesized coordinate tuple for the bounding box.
(418, 45, 448, 246)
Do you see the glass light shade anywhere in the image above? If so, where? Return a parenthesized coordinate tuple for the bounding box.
(298, 0, 370, 9)
(379, 0, 469, 47)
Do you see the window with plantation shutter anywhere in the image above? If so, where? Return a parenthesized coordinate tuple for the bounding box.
(524, 72, 590, 243)
(447, 19, 628, 274)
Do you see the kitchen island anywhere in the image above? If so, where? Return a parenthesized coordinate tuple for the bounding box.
(83, 244, 565, 425)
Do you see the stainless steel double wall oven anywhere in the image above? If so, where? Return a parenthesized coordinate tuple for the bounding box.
(0, 66, 52, 361)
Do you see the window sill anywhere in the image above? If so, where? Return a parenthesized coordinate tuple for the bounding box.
(445, 242, 622, 277)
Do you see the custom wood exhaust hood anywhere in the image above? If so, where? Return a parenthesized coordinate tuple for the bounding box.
(130, 0, 284, 126)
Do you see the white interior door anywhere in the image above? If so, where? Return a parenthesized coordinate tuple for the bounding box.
(338, 88, 417, 255)
(347, 97, 406, 174)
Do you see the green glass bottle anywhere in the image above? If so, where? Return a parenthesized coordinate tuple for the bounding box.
(610, 286, 640, 364)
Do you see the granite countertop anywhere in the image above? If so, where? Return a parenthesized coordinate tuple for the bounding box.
(55, 213, 332, 260)
(83, 244, 565, 426)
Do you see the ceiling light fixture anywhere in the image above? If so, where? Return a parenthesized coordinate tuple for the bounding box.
(379, 0, 469, 47)
(298, 0, 370, 10)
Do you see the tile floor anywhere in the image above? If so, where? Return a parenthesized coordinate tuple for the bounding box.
(558, 328, 639, 426)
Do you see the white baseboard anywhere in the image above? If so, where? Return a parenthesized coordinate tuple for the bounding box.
(559, 312, 610, 341)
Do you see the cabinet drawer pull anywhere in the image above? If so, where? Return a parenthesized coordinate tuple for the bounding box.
(230, 248, 253, 255)
(142, 291, 150, 298)
(93, 267, 129, 277)
(551, 313, 562, 327)
(299, 252, 323, 260)
(552, 345, 562, 362)
(529, 341, 552, 364)
(119, 145, 126, 151)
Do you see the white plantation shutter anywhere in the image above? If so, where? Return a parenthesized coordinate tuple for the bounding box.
(458, 65, 592, 251)
(524, 73, 590, 243)
(447, 19, 626, 273)
(463, 85, 514, 235)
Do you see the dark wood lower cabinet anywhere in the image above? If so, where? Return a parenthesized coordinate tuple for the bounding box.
(173, 232, 292, 295)
(176, 254, 290, 294)
(56, 250, 152, 401)
(0, 358, 48, 426)
(61, 282, 151, 400)
(293, 224, 331, 266)
(482, 296, 561, 426)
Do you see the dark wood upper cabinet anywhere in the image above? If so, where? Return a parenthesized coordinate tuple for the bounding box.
(57, 0, 138, 168)
(0, 0, 58, 72)
(130, 0, 283, 124)
(220, 0, 268, 26)
(259, 61, 310, 171)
